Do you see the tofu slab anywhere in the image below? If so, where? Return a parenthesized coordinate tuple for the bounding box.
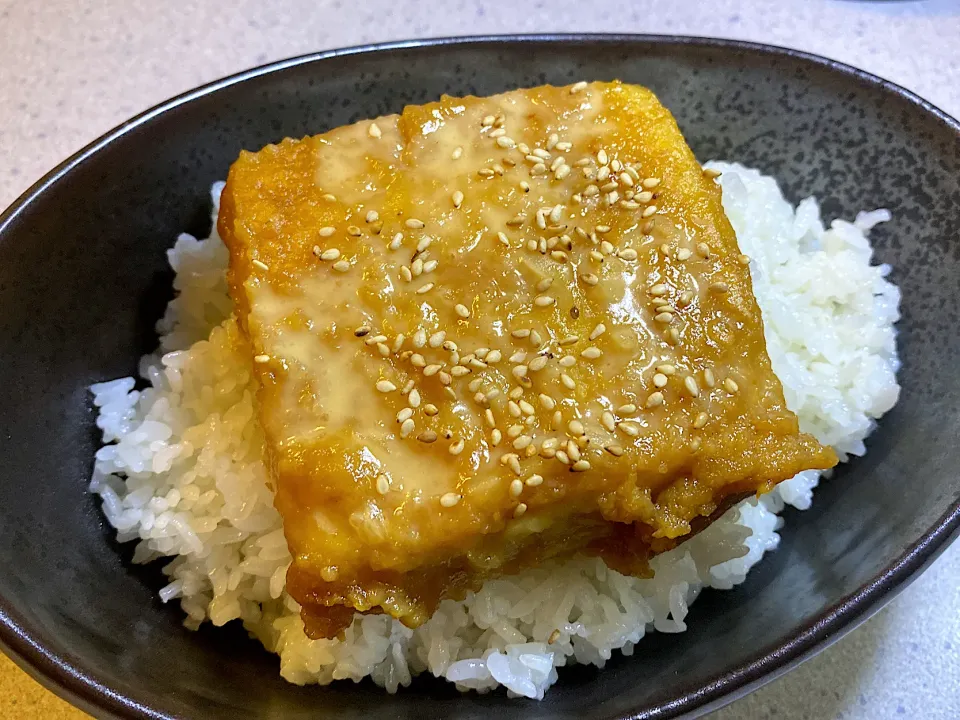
(217, 81, 837, 638)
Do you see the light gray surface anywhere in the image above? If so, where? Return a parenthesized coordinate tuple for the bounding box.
(0, 1, 957, 718)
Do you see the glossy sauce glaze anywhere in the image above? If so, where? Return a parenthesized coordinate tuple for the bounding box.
(217, 81, 837, 638)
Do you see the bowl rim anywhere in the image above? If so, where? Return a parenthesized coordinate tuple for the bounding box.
(1, 32, 958, 720)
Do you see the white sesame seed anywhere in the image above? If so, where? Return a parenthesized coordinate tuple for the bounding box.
(416, 282, 434, 294)
(642, 205, 658, 218)
(451, 146, 463, 160)
(656, 363, 676, 375)
(332, 260, 351, 272)
(513, 435, 532, 451)
(581, 347, 602, 360)
(496, 136, 516, 149)
(488, 128, 506, 138)
(449, 439, 465, 456)
(655, 312, 674, 323)
(514, 502, 528, 517)
(653, 373, 668, 388)
(703, 368, 716, 388)
(512, 328, 531, 339)
(429, 331, 446, 348)
(559, 335, 580, 346)
(490, 429, 502, 446)
(601, 411, 616, 432)
(571, 81, 588, 94)
(440, 492, 461, 508)
(560, 373, 576, 390)
(512, 365, 529, 380)
(455, 303, 471, 319)
(539, 393, 556, 410)
(397, 407, 414, 423)
(368, 122, 382, 139)
(254, 354, 270, 363)
(618, 404, 638, 415)
(710, 282, 730, 293)
(318, 226, 336, 237)
(568, 419, 585, 436)
(597, 148, 608, 165)
(376, 380, 397, 393)
(581, 273, 599, 286)
(423, 259, 439, 273)
(534, 295, 556, 307)
(559, 355, 577, 368)
(635, 191, 654, 203)
(676, 248, 693, 261)
(724, 378, 740, 394)
(365, 210, 379, 223)
(645, 392, 664, 408)
(642, 177, 661, 189)
(405, 218, 425, 229)
(423, 404, 439, 416)
(555, 164, 570, 180)
(572, 460, 591, 472)
(693, 412, 709, 429)
(697, 242, 711, 258)
(252, 259, 269, 271)
(618, 248, 638, 261)
(347, 225, 362, 237)
(486, 350, 502, 363)
(318, 248, 341, 261)
(400, 418, 415, 438)
(618, 422, 640, 437)
(683, 376, 700, 397)
(649, 284, 668, 296)
(528, 355, 549, 372)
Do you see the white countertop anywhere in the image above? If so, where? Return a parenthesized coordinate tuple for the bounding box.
(0, 1, 957, 718)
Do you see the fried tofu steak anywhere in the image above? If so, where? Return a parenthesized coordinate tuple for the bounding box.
(217, 81, 837, 639)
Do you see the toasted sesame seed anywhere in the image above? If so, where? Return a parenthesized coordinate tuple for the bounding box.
(478, 168, 495, 178)
(683, 376, 700, 397)
(354, 326, 371, 338)
(254, 354, 270, 363)
(332, 260, 351, 272)
(252, 259, 269, 271)
(710, 282, 729, 293)
(703, 167, 722, 179)
(645, 392, 664, 408)
(724, 378, 740, 394)
(738, 254, 751, 265)
(416, 430, 437, 444)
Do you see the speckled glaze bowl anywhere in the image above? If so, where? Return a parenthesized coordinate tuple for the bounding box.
(0, 35, 958, 720)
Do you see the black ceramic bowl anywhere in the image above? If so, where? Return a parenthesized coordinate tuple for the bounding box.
(0, 35, 958, 720)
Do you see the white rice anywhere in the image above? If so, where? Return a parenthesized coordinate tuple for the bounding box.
(88, 163, 900, 699)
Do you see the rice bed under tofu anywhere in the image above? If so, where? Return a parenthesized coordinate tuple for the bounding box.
(89, 163, 899, 699)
